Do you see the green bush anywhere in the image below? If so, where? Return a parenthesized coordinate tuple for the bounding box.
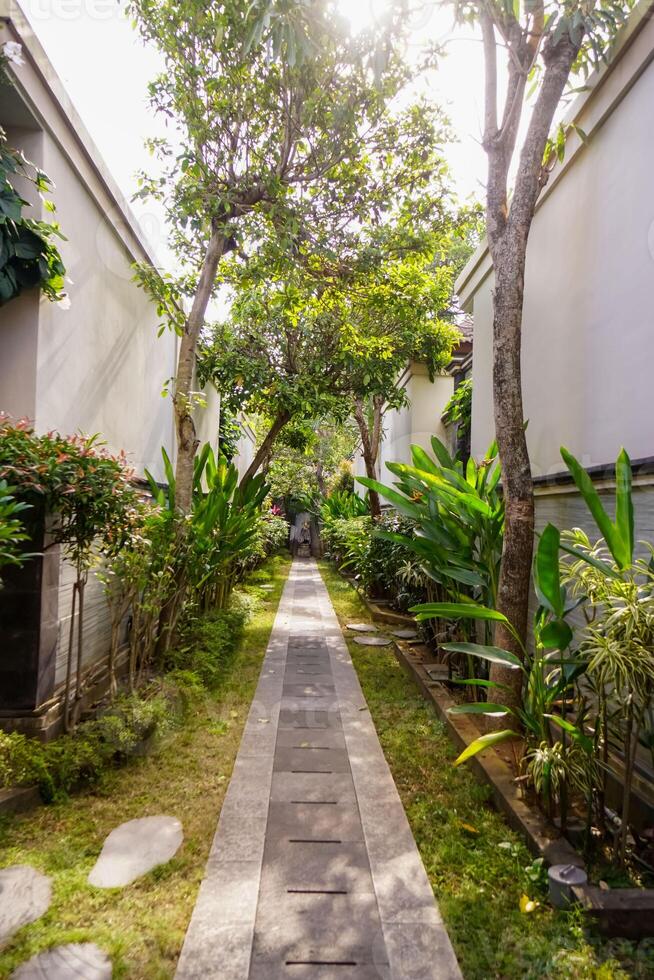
(322, 511, 427, 611)
(166, 595, 250, 689)
(0, 692, 171, 802)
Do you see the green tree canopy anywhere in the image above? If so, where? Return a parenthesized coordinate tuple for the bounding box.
(128, 0, 426, 509)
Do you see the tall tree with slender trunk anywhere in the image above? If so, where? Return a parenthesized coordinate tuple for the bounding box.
(455, 0, 630, 704)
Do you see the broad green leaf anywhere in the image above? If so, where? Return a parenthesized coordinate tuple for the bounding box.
(411, 601, 511, 626)
(442, 641, 523, 670)
(539, 619, 573, 651)
(451, 678, 512, 692)
(535, 523, 562, 616)
(558, 540, 620, 578)
(356, 477, 421, 520)
(453, 730, 521, 767)
(544, 714, 593, 754)
(448, 702, 513, 716)
(430, 435, 455, 468)
(561, 447, 630, 569)
(615, 448, 634, 567)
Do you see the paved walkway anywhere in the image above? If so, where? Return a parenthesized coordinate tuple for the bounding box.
(176, 559, 461, 980)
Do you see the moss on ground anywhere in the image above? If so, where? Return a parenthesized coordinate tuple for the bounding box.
(318, 561, 654, 980)
(0, 554, 291, 980)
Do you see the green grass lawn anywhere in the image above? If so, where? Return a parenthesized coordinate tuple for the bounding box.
(0, 554, 291, 980)
(318, 561, 654, 980)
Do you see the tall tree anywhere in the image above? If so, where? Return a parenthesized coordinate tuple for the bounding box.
(452, 0, 629, 702)
(200, 96, 463, 488)
(128, 0, 417, 511)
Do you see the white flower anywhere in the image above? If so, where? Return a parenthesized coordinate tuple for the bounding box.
(56, 294, 71, 310)
(3, 42, 25, 68)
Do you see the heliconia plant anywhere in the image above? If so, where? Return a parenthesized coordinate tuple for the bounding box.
(411, 523, 592, 824)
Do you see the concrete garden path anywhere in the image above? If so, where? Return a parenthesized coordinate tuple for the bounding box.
(176, 559, 461, 980)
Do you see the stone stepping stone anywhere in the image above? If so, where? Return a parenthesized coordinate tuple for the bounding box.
(392, 629, 418, 640)
(346, 623, 378, 633)
(88, 815, 183, 888)
(352, 635, 392, 647)
(11, 943, 111, 979)
(0, 865, 52, 947)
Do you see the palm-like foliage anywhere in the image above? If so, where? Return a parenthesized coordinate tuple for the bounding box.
(359, 436, 503, 610)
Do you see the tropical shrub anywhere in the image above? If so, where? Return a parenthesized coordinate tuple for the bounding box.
(442, 377, 472, 457)
(320, 489, 368, 523)
(0, 416, 137, 729)
(559, 448, 654, 864)
(359, 436, 504, 663)
(0, 690, 171, 801)
(321, 508, 426, 610)
(412, 447, 654, 868)
(0, 479, 30, 580)
(165, 595, 250, 689)
(0, 127, 67, 306)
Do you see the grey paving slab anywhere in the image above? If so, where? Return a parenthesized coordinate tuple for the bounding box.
(266, 801, 364, 841)
(176, 559, 461, 980)
(0, 865, 52, 948)
(278, 708, 342, 730)
(274, 746, 351, 773)
(269, 771, 357, 804)
(275, 728, 347, 750)
(88, 816, 182, 889)
(10, 943, 112, 980)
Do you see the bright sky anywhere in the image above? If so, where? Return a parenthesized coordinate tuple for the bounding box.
(19, 0, 489, 271)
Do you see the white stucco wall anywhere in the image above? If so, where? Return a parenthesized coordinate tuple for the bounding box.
(353, 365, 454, 490)
(378, 367, 453, 478)
(234, 422, 256, 482)
(32, 129, 178, 481)
(0, 6, 182, 484)
(460, 5, 654, 478)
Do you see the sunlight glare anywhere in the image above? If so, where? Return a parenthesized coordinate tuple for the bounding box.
(335, 0, 392, 34)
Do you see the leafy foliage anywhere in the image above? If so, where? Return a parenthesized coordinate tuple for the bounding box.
(359, 435, 504, 617)
(0, 479, 30, 578)
(0, 691, 171, 801)
(0, 127, 66, 305)
(0, 415, 137, 569)
(442, 377, 472, 442)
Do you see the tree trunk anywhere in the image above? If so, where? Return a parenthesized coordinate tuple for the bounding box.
(481, 30, 581, 709)
(174, 228, 227, 513)
(353, 396, 383, 519)
(488, 248, 535, 707)
(239, 409, 291, 487)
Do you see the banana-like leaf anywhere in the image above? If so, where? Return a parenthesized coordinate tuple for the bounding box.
(558, 539, 620, 578)
(442, 641, 523, 670)
(452, 678, 512, 692)
(561, 446, 631, 569)
(411, 601, 510, 625)
(539, 619, 573, 651)
(448, 702, 513, 716)
(535, 523, 563, 616)
(544, 714, 593, 754)
(430, 435, 455, 468)
(615, 448, 634, 567)
(453, 729, 521, 767)
(356, 477, 421, 520)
